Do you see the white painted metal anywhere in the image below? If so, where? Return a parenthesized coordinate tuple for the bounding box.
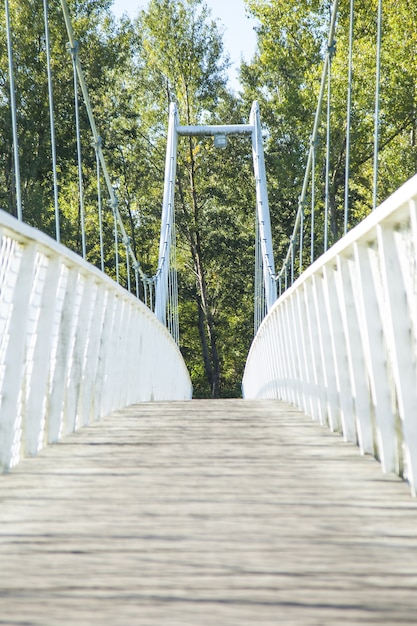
(322, 264, 355, 440)
(0, 210, 192, 472)
(25, 254, 61, 455)
(334, 255, 374, 454)
(250, 102, 277, 311)
(177, 124, 253, 136)
(155, 102, 179, 326)
(243, 173, 417, 494)
(353, 242, 398, 474)
(158, 102, 276, 334)
(5, 0, 23, 221)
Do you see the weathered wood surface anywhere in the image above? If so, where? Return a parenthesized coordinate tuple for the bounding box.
(1, 399, 417, 625)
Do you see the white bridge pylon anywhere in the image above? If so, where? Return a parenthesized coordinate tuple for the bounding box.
(154, 101, 277, 330)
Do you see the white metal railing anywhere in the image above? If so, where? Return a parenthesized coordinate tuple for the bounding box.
(0, 210, 192, 472)
(243, 173, 417, 494)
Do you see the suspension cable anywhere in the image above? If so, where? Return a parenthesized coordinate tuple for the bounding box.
(94, 138, 105, 272)
(43, 0, 60, 242)
(59, 0, 149, 285)
(4, 0, 181, 343)
(142, 273, 148, 307)
(324, 40, 335, 252)
(344, 0, 354, 234)
(373, 0, 383, 210)
(311, 138, 316, 263)
(112, 200, 119, 284)
(124, 236, 131, 293)
(150, 278, 155, 310)
(170, 210, 179, 344)
(254, 212, 265, 333)
(134, 264, 140, 299)
(5, 0, 23, 221)
(290, 236, 295, 284)
(299, 201, 304, 272)
(68, 41, 87, 259)
(276, 0, 339, 284)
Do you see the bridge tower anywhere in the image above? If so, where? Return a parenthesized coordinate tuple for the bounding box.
(154, 101, 277, 336)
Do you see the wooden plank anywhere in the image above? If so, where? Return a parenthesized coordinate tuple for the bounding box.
(1, 399, 417, 625)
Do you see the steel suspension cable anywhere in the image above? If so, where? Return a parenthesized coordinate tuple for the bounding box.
(149, 280, 154, 311)
(166, 207, 178, 342)
(59, 0, 178, 336)
(43, 0, 60, 243)
(277, 0, 339, 284)
(324, 41, 334, 252)
(344, 0, 354, 234)
(124, 236, 131, 292)
(134, 265, 140, 299)
(254, 215, 259, 332)
(311, 139, 316, 262)
(59, 0, 149, 286)
(95, 138, 105, 272)
(254, 213, 265, 333)
(5, 0, 22, 221)
(170, 212, 179, 344)
(142, 273, 148, 307)
(69, 41, 87, 259)
(299, 203, 304, 271)
(373, 0, 383, 210)
(113, 203, 119, 284)
(290, 236, 295, 284)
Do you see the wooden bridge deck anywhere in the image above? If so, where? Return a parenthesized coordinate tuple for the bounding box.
(1, 399, 417, 625)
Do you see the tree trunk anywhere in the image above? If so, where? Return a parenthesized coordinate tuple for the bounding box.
(192, 231, 221, 397)
(181, 136, 222, 397)
(196, 291, 214, 391)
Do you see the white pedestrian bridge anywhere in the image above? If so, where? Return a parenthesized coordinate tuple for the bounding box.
(2, 171, 417, 498)
(2, 1, 417, 622)
(1, 116, 417, 626)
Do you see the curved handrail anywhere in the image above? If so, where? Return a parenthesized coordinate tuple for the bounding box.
(243, 173, 417, 495)
(0, 210, 192, 472)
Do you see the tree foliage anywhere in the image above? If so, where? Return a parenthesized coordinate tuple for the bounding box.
(0, 0, 258, 397)
(134, 0, 257, 397)
(1, 0, 416, 397)
(243, 0, 417, 255)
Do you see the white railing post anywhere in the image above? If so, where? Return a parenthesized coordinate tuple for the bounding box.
(0, 242, 36, 468)
(25, 256, 61, 456)
(335, 255, 374, 454)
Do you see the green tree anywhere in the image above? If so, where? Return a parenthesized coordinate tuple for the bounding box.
(0, 0, 279, 398)
(242, 0, 417, 259)
(132, 0, 256, 397)
(0, 0, 130, 265)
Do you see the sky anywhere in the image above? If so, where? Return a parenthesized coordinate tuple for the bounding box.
(110, 0, 258, 90)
